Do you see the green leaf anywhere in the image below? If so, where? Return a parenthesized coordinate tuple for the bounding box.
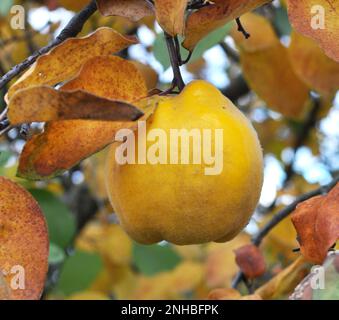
(132, 242, 181, 276)
(57, 250, 103, 296)
(0, 0, 13, 16)
(274, 6, 291, 36)
(153, 23, 233, 70)
(0, 150, 12, 167)
(29, 189, 76, 248)
(49, 243, 66, 265)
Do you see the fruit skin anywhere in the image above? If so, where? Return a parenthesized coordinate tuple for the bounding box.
(105, 80, 263, 245)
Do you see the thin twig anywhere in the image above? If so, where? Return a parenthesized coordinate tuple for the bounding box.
(236, 17, 250, 39)
(0, 0, 97, 91)
(232, 175, 339, 289)
(164, 32, 185, 91)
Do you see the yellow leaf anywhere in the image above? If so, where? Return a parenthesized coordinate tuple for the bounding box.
(286, 0, 339, 62)
(183, 0, 269, 51)
(8, 28, 138, 99)
(132, 61, 159, 90)
(154, 0, 188, 36)
(255, 256, 309, 299)
(288, 31, 339, 95)
(0, 177, 49, 300)
(231, 13, 310, 119)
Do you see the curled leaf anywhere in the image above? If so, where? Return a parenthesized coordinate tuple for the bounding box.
(97, 0, 153, 21)
(291, 183, 339, 264)
(0, 177, 49, 300)
(234, 244, 266, 279)
(8, 87, 143, 125)
(154, 0, 188, 36)
(286, 0, 339, 62)
(183, 0, 269, 51)
(8, 28, 138, 99)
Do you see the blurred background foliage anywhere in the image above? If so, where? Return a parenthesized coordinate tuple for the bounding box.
(0, 0, 338, 300)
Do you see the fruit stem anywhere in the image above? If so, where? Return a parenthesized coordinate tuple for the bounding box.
(164, 32, 186, 92)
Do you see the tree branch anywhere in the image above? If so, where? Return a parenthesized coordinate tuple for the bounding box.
(232, 175, 339, 289)
(283, 96, 322, 186)
(0, 0, 97, 91)
(164, 32, 185, 91)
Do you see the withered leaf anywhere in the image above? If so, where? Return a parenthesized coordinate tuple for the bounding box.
(0, 177, 49, 300)
(234, 244, 266, 279)
(8, 86, 143, 125)
(8, 28, 137, 99)
(291, 183, 339, 264)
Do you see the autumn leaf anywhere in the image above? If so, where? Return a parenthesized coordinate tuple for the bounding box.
(288, 31, 339, 96)
(234, 244, 266, 279)
(8, 86, 144, 125)
(231, 13, 310, 119)
(97, 0, 153, 21)
(255, 256, 309, 299)
(0, 177, 49, 300)
(154, 0, 188, 36)
(132, 61, 159, 90)
(17, 57, 159, 180)
(8, 28, 138, 99)
(183, 0, 270, 51)
(291, 183, 339, 264)
(286, 0, 339, 62)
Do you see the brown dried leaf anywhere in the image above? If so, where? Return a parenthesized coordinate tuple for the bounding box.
(8, 86, 143, 125)
(97, 0, 153, 21)
(8, 28, 137, 99)
(183, 0, 269, 51)
(234, 244, 266, 279)
(291, 183, 339, 264)
(286, 0, 339, 62)
(0, 177, 49, 300)
(288, 31, 339, 96)
(255, 256, 309, 299)
(154, 0, 188, 36)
